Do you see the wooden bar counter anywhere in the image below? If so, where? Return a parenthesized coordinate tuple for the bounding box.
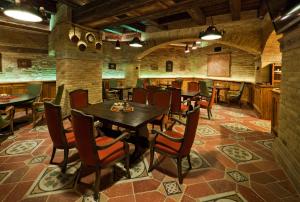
(271, 88, 280, 136)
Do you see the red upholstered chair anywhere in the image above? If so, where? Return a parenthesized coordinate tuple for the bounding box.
(171, 80, 183, 89)
(149, 107, 200, 183)
(69, 89, 89, 109)
(71, 109, 131, 200)
(44, 101, 76, 173)
(187, 81, 199, 92)
(196, 87, 216, 119)
(149, 90, 171, 131)
(147, 85, 161, 105)
(167, 87, 190, 118)
(132, 88, 147, 104)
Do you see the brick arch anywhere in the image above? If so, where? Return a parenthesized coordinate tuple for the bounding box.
(136, 38, 260, 60)
(261, 31, 282, 67)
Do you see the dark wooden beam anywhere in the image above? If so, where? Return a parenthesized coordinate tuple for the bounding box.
(73, 0, 156, 24)
(145, 19, 167, 30)
(0, 20, 49, 34)
(24, 0, 57, 13)
(257, 0, 268, 19)
(0, 45, 48, 54)
(120, 23, 146, 33)
(58, 0, 81, 8)
(93, 0, 227, 29)
(187, 8, 206, 25)
(229, 0, 241, 21)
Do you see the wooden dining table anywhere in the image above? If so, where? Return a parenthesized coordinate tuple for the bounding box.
(81, 100, 168, 163)
(0, 94, 37, 109)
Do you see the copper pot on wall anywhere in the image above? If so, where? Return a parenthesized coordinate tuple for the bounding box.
(77, 40, 87, 51)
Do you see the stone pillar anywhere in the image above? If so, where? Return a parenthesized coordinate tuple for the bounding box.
(273, 27, 300, 192)
(124, 60, 140, 87)
(50, 4, 102, 115)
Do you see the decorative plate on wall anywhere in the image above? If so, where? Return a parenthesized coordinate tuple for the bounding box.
(85, 32, 96, 43)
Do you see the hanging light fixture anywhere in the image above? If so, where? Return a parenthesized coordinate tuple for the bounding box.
(129, 37, 143, 48)
(69, 26, 80, 43)
(185, 44, 190, 53)
(199, 17, 224, 41)
(192, 42, 197, 50)
(4, 0, 43, 22)
(115, 40, 121, 50)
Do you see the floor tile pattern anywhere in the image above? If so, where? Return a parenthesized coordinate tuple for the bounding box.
(163, 181, 182, 196)
(217, 144, 261, 163)
(227, 170, 248, 183)
(222, 122, 253, 133)
(0, 105, 298, 201)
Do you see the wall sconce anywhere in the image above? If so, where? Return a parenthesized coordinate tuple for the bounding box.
(95, 41, 102, 50)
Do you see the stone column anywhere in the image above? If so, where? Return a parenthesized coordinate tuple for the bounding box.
(273, 27, 300, 192)
(49, 4, 102, 115)
(124, 60, 140, 87)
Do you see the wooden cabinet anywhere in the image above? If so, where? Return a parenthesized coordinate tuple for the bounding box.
(271, 63, 282, 86)
(253, 84, 275, 119)
(271, 89, 280, 136)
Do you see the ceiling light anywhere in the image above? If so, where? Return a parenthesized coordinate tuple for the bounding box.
(115, 40, 121, 50)
(129, 37, 143, 48)
(199, 25, 224, 41)
(185, 44, 190, 53)
(192, 42, 197, 50)
(4, 4, 42, 22)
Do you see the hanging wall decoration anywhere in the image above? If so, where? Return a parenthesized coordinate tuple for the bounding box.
(166, 60, 173, 72)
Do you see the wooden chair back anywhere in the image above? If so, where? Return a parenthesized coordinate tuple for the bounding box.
(69, 89, 89, 109)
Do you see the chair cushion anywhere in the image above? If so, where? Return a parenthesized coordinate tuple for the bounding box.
(96, 136, 125, 165)
(181, 104, 189, 112)
(155, 130, 183, 155)
(199, 100, 209, 108)
(65, 132, 76, 146)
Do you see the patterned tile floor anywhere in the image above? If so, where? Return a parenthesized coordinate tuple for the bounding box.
(0, 105, 299, 202)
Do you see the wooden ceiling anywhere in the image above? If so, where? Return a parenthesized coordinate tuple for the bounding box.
(0, 0, 268, 34)
(66, 0, 267, 33)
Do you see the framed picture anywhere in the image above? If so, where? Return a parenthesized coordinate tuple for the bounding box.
(207, 53, 231, 77)
(17, 59, 32, 68)
(108, 63, 116, 70)
(166, 60, 173, 72)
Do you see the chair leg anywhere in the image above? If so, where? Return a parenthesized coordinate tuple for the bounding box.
(10, 121, 14, 135)
(75, 164, 82, 190)
(148, 147, 155, 172)
(125, 154, 131, 179)
(187, 154, 192, 170)
(207, 109, 211, 120)
(50, 147, 56, 164)
(94, 169, 101, 200)
(209, 109, 213, 118)
(177, 157, 183, 184)
(160, 123, 163, 131)
(61, 148, 69, 173)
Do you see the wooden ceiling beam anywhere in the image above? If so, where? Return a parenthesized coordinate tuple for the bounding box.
(257, 0, 268, 19)
(120, 23, 146, 33)
(145, 19, 167, 30)
(229, 0, 241, 21)
(94, 0, 227, 29)
(24, 0, 57, 13)
(73, 0, 156, 24)
(187, 8, 206, 25)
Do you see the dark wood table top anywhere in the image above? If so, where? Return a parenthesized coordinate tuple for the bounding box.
(181, 90, 200, 98)
(110, 86, 132, 90)
(81, 100, 167, 130)
(0, 94, 37, 108)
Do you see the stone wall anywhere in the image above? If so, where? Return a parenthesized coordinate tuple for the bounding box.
(273, 27, 300, 192)
(140, 44, 256, 82)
